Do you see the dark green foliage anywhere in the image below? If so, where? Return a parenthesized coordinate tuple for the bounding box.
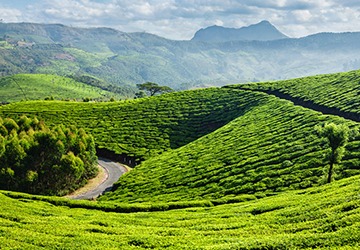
(0, 116, 97, 195)
(316, 123, 350, 183)
(134, 90, 147, 99)
(136, 82, 173, 96)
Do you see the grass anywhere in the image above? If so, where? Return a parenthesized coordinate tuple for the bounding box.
(227, 69, 360, 115)
(100, 91, 360, 203)
(0, 88, 259, 160)
(1, 175, 360, 249)
(0, 74, 123, 102)
(1, 69, 360, 248)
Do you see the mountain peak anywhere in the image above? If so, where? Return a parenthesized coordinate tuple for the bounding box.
(258, 20, 272, 25)
(191, 20, 288, 43)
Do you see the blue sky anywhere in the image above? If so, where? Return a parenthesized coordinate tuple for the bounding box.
(1, 0, 360, 40)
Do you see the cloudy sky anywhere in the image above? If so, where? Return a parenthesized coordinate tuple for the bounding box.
(1, 0, 359, 40)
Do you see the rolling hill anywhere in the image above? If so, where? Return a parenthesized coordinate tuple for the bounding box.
(0, 74, 125, 103)
(0, 88, 255, 161)
(1, 69, 360, 248)
(1, 22, 360, 93)
(227, 69, 360, 116)
(1, 70, 360, 202)
(101, 92, 360, 203)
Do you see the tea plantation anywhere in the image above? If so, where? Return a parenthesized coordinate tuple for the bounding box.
(0, 88, 262, 160)
(102, 92, 360, 203)
(227, 69, 360, 115)
(1, 175, 360, 249)
(0, 74, 123, 103)
(1, 69, 360, 249)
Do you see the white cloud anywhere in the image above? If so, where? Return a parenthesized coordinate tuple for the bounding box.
(0, 7, 23, 22)
(292, 10, 313, 22)
(1, 0, 360, 40)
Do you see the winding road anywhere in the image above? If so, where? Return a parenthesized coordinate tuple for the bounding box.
(71, 157, 127, 200)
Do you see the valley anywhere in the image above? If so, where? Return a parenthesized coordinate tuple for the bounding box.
(1, 22, 360, 94)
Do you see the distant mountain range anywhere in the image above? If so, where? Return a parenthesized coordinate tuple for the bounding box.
(192, 20, 289, 42)
(1, 21, 360, 94)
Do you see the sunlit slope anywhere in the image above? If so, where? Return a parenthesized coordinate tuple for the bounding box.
(1, 175, 360, 249)
(227, 69, 360, 115)
(102, 93, 360, 202)
(0, 74, 122, 102)
(0, 88, 262, 160)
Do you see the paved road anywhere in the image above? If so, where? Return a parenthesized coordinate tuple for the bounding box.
(72, 157, 127, 200)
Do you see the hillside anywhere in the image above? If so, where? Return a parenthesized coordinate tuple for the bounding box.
(1, 68, 360, 248)
(1, 174, 360, 249)
(0, 74, 124, 103)
(101, 91, 360, 203)
(227, 69, 360, 116)
(192, 20, 289, 42)
(1, 70, 360, 201)
(1, 22, 360, 91)
(0, 88, 255, 161)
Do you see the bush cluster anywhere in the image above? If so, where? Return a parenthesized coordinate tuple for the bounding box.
(0, 116, 98, 195)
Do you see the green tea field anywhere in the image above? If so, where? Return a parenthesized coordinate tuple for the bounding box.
(1, 175, 360, 249)
(0, 74, 124, 103)
(1, 69, 360, 249)
(0, 88, 260, 160)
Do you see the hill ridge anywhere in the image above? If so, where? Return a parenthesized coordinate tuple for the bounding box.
(2, 22, 360, 91)
(191, 20, 289, 42)
(228, 87, 360, 122)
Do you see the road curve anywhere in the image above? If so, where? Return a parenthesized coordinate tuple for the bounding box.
(71, 157, 127, 200)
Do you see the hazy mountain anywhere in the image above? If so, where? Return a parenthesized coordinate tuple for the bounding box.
(191, 20, 289, 42)
(1, 22, 360, 94)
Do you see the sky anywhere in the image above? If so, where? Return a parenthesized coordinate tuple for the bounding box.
(1, 0, 360, 40)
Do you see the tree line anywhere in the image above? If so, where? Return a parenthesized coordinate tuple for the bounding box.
(0, 116, 98, 195)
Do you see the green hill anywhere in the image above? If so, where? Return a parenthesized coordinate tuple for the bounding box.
(1, 174, 360, 249)
(1, 69, 360, 248)
(0, 88, 256, 160)
(227, 69, 360, 116)
(0, 74, 123, 103)
(1, 73, 360, 201)
(101, 92, 360, 203)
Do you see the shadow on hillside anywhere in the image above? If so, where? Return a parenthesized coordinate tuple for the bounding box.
(166, 97, 264, 149)
(263, 89, 360, 122)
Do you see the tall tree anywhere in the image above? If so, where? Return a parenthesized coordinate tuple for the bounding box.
(0, 116, 98, 195)
(136, 82, 173, 96)
(316, 123, 349, 183)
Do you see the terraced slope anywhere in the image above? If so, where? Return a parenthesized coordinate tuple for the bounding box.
(0, 88, 259, 160)
(102, 92, 360, 203)
(1, 175, 360, 249)
(0, 74, 123, 103)
(227, 69, 360, 116)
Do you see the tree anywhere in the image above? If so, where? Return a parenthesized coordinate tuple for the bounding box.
(136, 82, 173, 96)
(0, 116, 98, 195)
(134, 91, 147, 99)
(316, 123, 349, 183)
